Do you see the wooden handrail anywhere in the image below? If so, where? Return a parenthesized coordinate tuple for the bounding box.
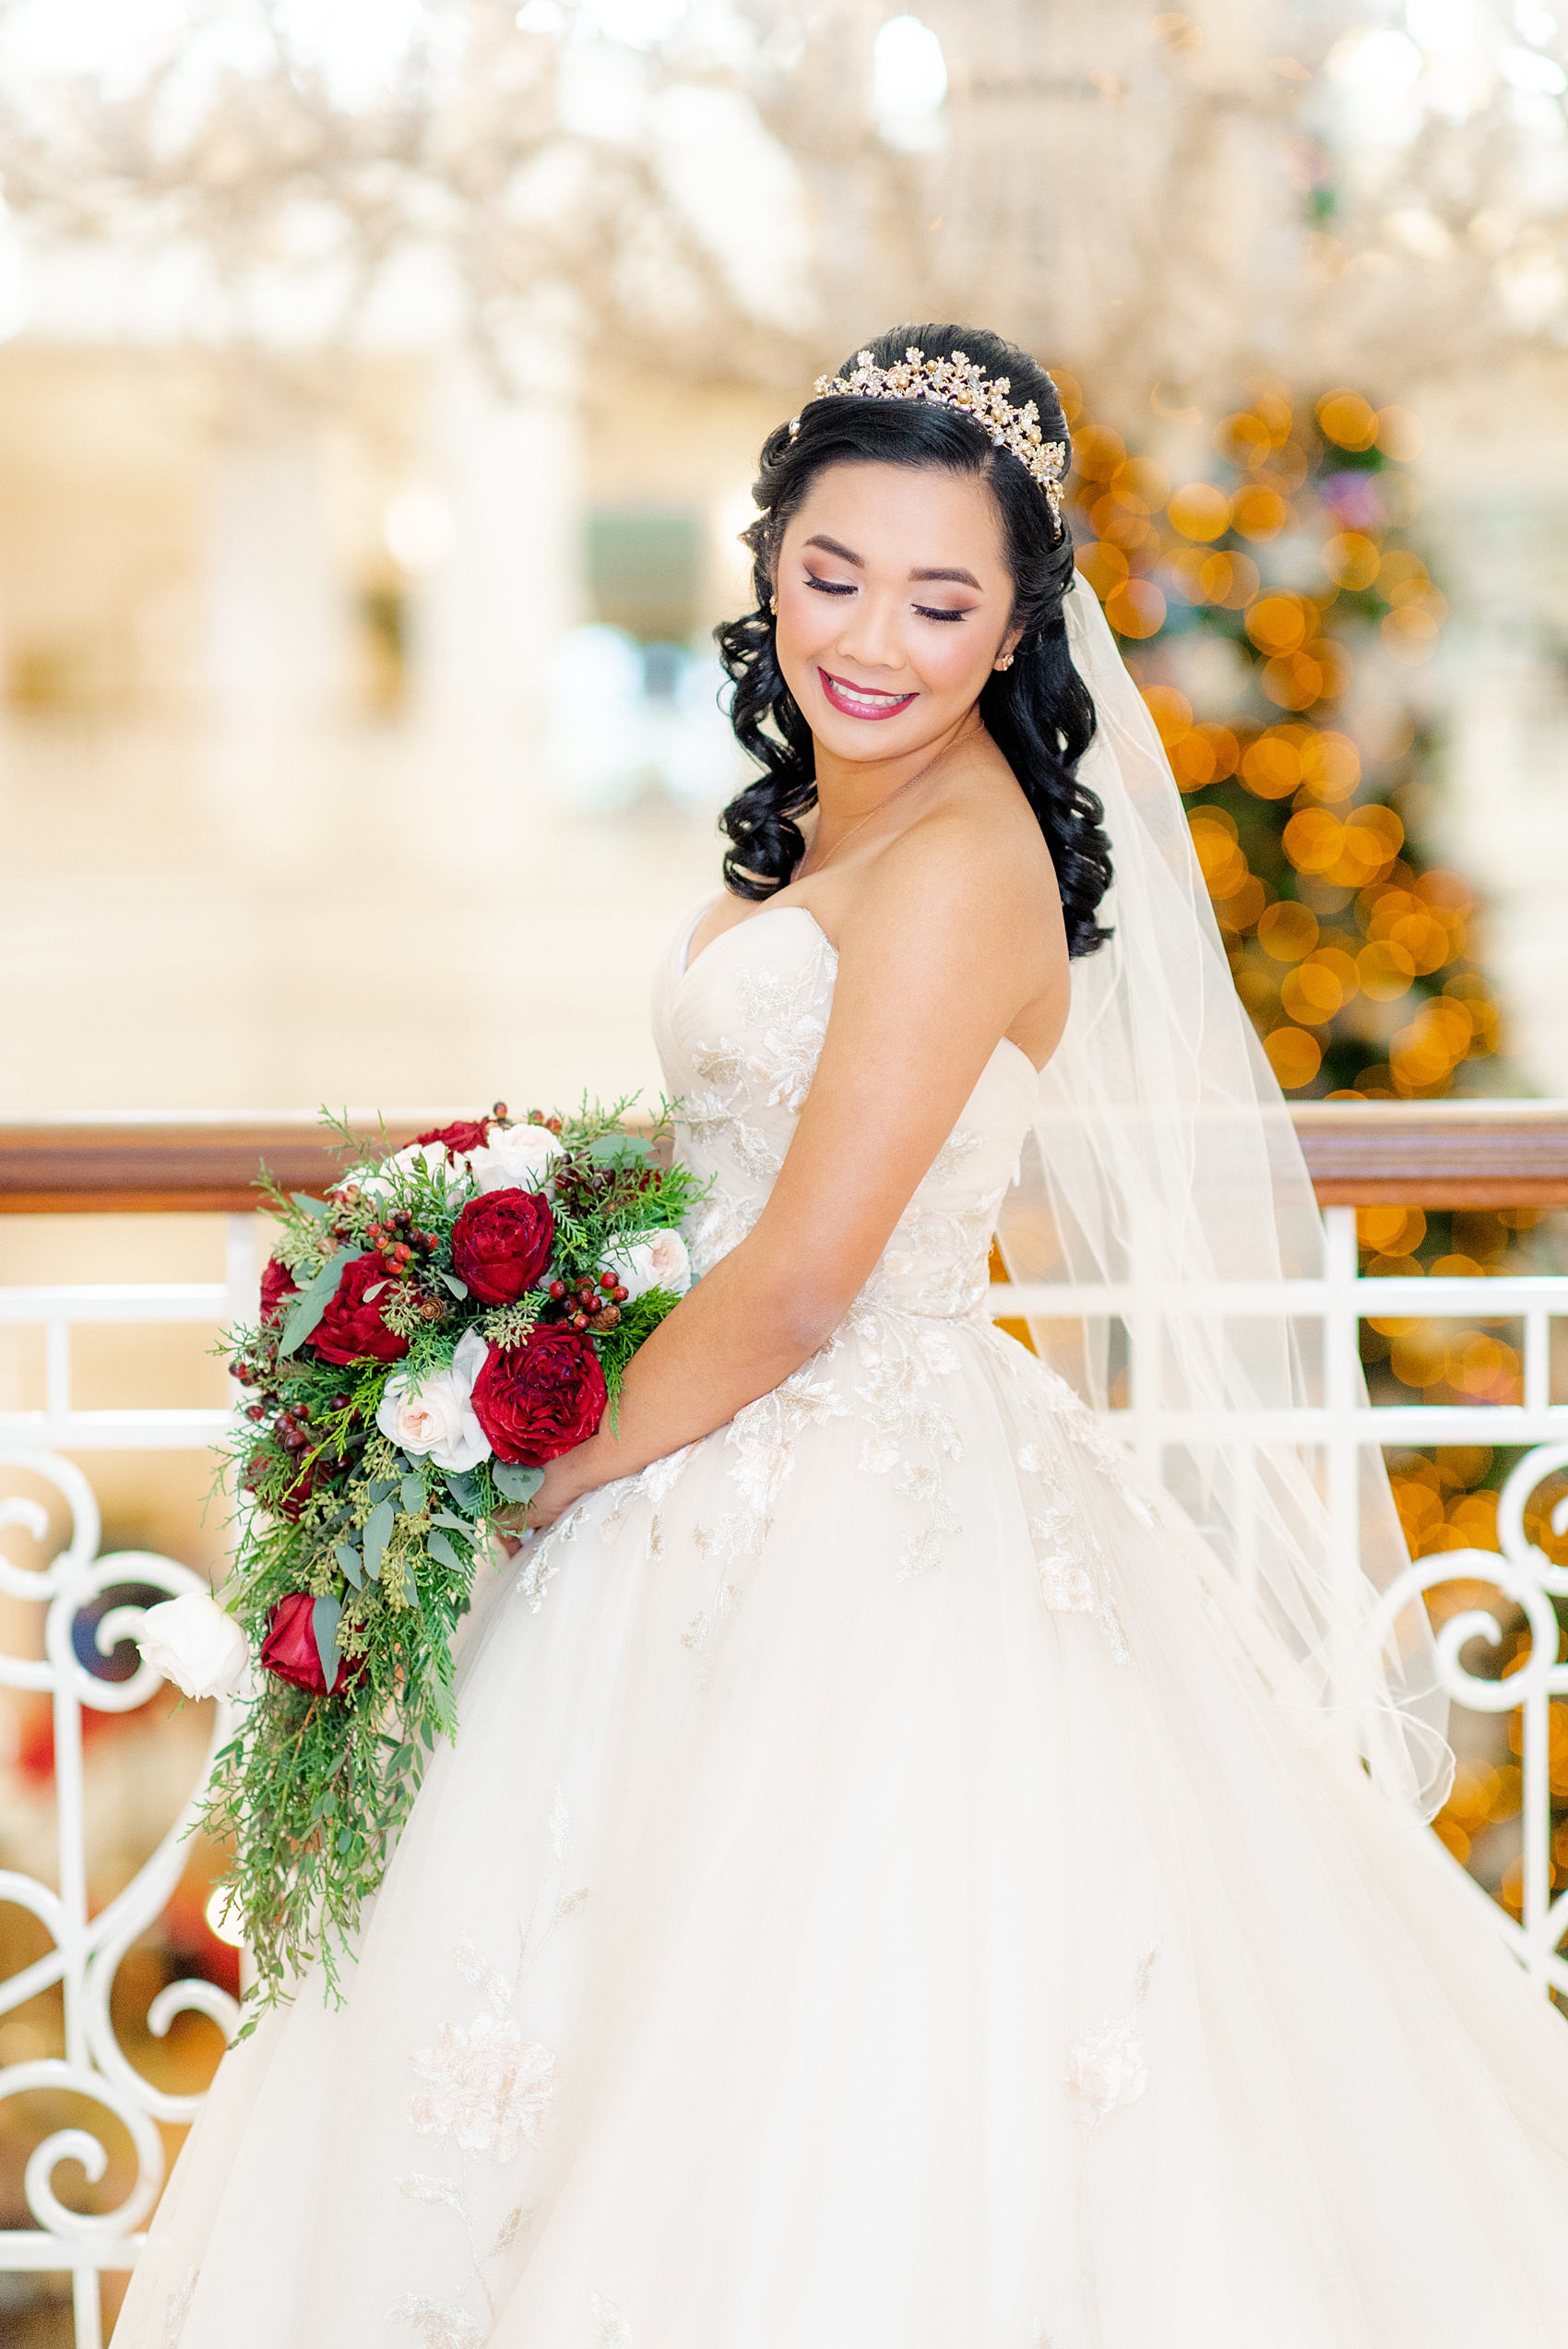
(0, 1102, 1565, 1213)
(1289, 1100, 1568, 1206)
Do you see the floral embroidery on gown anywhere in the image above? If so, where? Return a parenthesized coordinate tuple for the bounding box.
(121, 902, 1568, 2349)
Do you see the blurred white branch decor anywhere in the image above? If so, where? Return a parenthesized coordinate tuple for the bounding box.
(0, 0, 807, 384)
(3, 1, 1565, 405)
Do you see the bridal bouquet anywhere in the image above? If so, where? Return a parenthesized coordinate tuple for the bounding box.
(140, 1101, 698, 2015)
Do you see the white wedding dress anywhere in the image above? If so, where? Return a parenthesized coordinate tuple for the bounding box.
(120, 900, 1568, 2349)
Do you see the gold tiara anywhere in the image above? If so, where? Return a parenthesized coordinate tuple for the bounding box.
(790, 346, 1067, 520)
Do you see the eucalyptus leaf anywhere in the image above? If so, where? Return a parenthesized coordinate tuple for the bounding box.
(311, 1592, 343, 1692)
(364, 1281, 388, 1303)
(427, 1530, 464, 1573)
(430, 1509, 473, 1534)
(445, 1469, 481, 1510)
(366, 1478, 398, 1504)
(334, 1542, 363, 1590)
(362, 1497, 396, 1583)
(290, 1192, 331, 1220)
(279, 1245, 356, 1358)
(439, 1270, 469, 1299)
(493, 1461, 544, 1505)
(588, 1132, 653, 1166)
(400, 1472, 426, 1515)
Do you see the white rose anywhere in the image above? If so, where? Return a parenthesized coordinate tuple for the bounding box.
(463, 1122, 562, 1196)
(347, 1139, 468, 1203)
(377, 1328, 492, 1471)
(604, 1226, 691, 1303)
(137, 1592, 252, 1701)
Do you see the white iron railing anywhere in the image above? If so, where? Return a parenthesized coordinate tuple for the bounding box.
(0, 1202, 261, 2349)
(0, 1457, 238, 2349)
(0, 1106, 1565, 2343)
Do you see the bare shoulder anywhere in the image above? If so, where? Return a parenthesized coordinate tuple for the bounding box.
(842, 765, 1064, 969)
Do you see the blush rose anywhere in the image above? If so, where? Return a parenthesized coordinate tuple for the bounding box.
(376, 1329, 491, 1472)
(464, 1123, 561, 1195)
(603, 1226, 691, 1302)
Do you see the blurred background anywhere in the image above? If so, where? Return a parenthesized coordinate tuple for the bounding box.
(6, 0, 1568, 2334)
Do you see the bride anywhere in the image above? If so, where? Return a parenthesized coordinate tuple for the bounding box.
(122, 326, 1568, 2347)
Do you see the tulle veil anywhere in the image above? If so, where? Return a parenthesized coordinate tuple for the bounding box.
(998, 581, 1454, 1818)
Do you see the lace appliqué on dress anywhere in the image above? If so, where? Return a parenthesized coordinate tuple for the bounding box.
(1028, 1361, 1161, 1531)
(515, 1499, 593, 1614)
(392, 1795, 588, 2347)
(861, 1191, 1001, 1321)
(849, 1309, 964, 1581)
(1016, 1439, 1131, 1664)
(683, 1354, 849, 1656)
(597, 1443, 697, 1562)
(591, 2295, 634, 2347)
(1066, 1938, 1160, 2123)
(676, 936, 837, 1241)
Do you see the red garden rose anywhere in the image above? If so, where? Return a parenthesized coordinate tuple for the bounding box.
(470, 1326, 606, 1464)
(413, 1117, 492, 1159)
(259, 1255, 299, 1324)
(260, 1592, 364, 1695)
(311, 1253, 410, 1367)
(449, 1187, 555, 1306)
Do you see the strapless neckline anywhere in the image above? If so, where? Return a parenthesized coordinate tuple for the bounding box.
(672, 895, 1043, 1084)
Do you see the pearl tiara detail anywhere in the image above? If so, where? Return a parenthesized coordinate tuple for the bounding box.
(789, 346, 1067, 521)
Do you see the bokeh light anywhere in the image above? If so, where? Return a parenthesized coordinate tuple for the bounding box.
(1060, 368, 1505, 1105)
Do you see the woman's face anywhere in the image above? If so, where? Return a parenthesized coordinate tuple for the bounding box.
(771, 460, 1020, 764)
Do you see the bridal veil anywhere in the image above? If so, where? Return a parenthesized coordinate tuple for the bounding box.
(999, 581, 1453, 1818)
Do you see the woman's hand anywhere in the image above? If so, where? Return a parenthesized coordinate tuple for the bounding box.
(492, 1451, 590, 1548)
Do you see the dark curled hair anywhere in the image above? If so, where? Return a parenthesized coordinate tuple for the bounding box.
(714, 322, 1113, 958)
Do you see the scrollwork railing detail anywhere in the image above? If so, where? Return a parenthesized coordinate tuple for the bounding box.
(1372, 1438, 1568, 1997)
(0, 1451, 237, 2347)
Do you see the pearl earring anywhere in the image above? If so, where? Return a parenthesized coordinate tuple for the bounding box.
(769, 594, 778, 615)
(995, 650, 1015, 671)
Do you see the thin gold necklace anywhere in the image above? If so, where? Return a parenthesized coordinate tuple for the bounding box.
(796, 743, 954, 881)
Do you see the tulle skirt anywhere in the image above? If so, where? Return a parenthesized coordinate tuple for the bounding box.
(118, 1308, 1568, 2348)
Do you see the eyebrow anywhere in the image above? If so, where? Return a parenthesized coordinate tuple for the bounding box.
(802, 533, 982, 591)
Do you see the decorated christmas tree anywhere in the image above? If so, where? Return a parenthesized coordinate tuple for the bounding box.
(1055, 372, 1504, 1102)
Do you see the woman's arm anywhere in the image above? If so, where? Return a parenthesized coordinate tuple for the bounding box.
(518, 817, 1065, 1526)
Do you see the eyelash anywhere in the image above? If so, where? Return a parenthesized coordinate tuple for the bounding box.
(802, 574, 969, 623)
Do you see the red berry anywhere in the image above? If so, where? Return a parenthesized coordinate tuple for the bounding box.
(613, 1284, 628, 1303)
(600, 1273, 615, 1292)
(549, 1281, 566, 1301)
